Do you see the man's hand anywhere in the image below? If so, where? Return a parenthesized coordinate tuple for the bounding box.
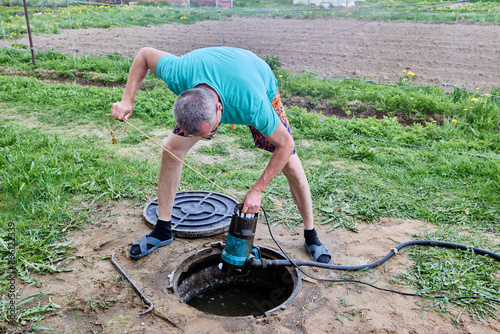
(111, 101, 133, 121)
(110, 47, 168, 122)
(241, 187, 263, 214)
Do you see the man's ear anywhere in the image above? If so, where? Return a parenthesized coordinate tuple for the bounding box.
(216, 101, 223, 112)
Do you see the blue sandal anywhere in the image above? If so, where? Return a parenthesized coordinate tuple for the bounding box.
(129, 234, 173, 260)
(304, 242, 332, 264)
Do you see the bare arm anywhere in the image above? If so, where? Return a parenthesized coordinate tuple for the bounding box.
(242, 122, 295, 214)
(110, 47, 169, 121)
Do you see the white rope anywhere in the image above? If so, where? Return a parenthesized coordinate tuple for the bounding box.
(118, 5, 130, 62)
(442, 0, 461, 104)
(447, 1, 461, 87)
(324, 11, 333, 79)
(66, 0, 77, 67)
(217, 6, 224, 46)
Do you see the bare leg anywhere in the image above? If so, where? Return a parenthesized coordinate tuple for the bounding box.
(281, 154, 314, 230)
(157, 134, 200, 221)
(129, 134, 200, 259)
(282, 154, 331, 263)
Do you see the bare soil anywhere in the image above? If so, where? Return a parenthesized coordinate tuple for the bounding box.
(4, 16, 500, 334)
(13, 16, 500, 91)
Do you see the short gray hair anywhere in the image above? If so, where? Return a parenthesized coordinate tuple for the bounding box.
(173, 88, 217, 136)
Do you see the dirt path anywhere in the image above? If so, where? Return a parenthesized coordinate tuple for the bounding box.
(14, 16, 500, 90)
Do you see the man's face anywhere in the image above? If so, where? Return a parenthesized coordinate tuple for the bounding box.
(193, 105, 222, 139)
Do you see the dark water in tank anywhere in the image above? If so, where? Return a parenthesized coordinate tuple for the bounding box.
(187, 283, 288, 317)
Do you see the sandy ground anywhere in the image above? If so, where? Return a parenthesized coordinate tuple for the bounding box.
(3, 15, 500, 334)
(8, 200, 499, 334)
(11, 16, 500, 90)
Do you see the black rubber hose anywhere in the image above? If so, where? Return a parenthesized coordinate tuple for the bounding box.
(249, 240, 500, 270)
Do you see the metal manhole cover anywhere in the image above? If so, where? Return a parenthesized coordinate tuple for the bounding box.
(143, 191, 239, 238)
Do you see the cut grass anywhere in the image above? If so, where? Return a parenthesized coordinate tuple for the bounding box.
(392, 229, 500, 323)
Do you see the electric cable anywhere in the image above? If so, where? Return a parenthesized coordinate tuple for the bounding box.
(257, 206, 500, 304)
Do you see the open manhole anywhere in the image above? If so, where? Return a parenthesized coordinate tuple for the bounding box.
(168, 243, 302, 317)
(143, 191, 238, 238)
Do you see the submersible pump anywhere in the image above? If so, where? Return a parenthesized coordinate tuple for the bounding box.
(220, 204, 260, 275)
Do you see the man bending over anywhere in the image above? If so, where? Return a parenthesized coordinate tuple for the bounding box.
(110, 46, 331, 263)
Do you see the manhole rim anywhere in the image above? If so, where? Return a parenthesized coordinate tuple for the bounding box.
(168, 242, 302, 318)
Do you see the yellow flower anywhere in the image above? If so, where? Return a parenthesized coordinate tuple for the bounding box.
(279, 74, 282, 78)
(485, 94, 491, 97)
(407, 71, 415, 76)
(402, 70, 406, 73)
(410, 97, 413, 100)
(463, 109, 468, 111)
(475, 87, 479, 90)
(452, 119, 457, 124)
(471, 98, 477, 102)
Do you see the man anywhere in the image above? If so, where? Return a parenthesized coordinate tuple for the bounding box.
(110, 46, 331, 263)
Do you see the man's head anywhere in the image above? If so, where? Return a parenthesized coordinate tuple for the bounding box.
(173, 87, 221, 138)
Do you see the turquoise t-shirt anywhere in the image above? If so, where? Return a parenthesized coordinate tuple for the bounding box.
(155, 47, 279, 137)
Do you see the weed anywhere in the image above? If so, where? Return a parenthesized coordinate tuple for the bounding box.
(117, 314, 132, 323)
(264, 55, 281, 71)
(197, 142, 230, 156)
(86, 294, 96, 311)
(391, 229, 500, 322)
(337, 309, 357, 324)
(337, 297, 354, 308)
(0, 293, 61, 329)
(70, 310, 81, 330)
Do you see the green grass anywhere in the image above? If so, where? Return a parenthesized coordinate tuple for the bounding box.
(0, 47, 134, 83)
(1, 47, 499, 146)
(392, 229, 500, 322)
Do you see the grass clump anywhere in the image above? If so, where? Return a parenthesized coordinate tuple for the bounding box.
(392, 230, 500, 323)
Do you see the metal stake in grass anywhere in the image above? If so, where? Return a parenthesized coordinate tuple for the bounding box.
(110, 253, 154, 316)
